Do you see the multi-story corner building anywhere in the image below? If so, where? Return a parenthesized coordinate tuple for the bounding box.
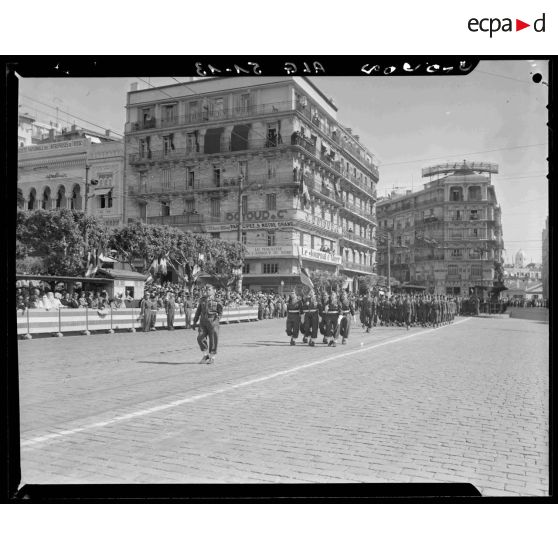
(18, 124, 125, 228)
(123, 76, 379, 291)
(376, 161, 504, 296)
(542, 216, 548, 300)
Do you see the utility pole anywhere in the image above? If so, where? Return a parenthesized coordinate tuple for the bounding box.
(237, 174, 244, 243)
(387, 230, 391, 296)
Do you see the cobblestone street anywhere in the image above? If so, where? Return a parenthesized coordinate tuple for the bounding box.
(17, 316, 549, 495)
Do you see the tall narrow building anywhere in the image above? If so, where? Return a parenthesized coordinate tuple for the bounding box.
(124, 76, 378, 291)
(376, 161, 504, 296)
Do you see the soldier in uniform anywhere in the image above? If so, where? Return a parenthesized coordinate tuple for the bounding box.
(359, 292, 367, 330)
(318, 291, 329, 343)
(149, 293, 158, 330)
(165, 291, 176, 330)
(339, 292, 355, 344)
(285, 291, 303, 346)
(402, 295, 412, 330)
(363, 291, 374, 333)
(433, 295, 441, 328)
(324, 291, 341, 347)
(192, 284, 223, 364)
(301, 291, 320, 346)
(139, 292, 152, 333)
(184, 294, 194, 328)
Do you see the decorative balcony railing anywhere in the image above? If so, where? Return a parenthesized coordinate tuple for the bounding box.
(340, 231, 375, 247)
(342, 260, 374, 273)
(146, 213, 222, 226)
(127, 99, 379, 177)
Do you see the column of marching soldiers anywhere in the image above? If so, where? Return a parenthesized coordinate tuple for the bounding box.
(285, 290, 460, 347)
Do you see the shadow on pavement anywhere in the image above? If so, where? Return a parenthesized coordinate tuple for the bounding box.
(136, 360, 199, 365)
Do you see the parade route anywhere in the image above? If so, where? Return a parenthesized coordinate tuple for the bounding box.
(17, 316, 549, 495)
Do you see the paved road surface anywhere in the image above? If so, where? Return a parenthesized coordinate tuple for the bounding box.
(17, 316, 549, 495)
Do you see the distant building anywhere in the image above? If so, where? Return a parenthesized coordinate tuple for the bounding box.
(18, 123, 125, 228)
(542, 216, 548, 300)
(376, 161, 504, 296)
(503, 250, 542, 280)
(17, 112, 62, 147)
(123, 76, 379, 291)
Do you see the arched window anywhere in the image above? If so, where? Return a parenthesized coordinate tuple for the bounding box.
(70, 184, 81, 210)
(42, 187, 51, 210)
(56, 185, 66, 209)
(27, 189, 36, 211)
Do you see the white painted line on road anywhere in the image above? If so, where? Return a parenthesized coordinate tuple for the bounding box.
(21, 318, 471, 449)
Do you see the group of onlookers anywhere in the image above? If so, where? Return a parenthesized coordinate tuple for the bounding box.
(501, 297, 549, 308)
(16, 286, 130, 311)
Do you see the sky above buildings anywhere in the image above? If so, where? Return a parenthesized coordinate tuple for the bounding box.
(18, 60, 548, 263)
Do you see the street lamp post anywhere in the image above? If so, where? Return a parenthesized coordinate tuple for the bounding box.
(237, 174, 246, 293)
(84, 164, 90, 214)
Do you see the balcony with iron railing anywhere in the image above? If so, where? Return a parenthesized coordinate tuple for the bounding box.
(128, 101, 297, 134)
(127, 99, 379, 177)
(342, 201, 376, 223)
(339, 231, 375, 248)
(128, 136, 377, 199)
(145, 213, 223, 226)
(342, 260, 374, 273)
(294, 102, 379, 179)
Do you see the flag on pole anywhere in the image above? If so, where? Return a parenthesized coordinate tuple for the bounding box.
(298, 166, 310, 209)
(297, 246, 314, 290)
(85, 248, 103, 277)
(332, 178, 341, 197)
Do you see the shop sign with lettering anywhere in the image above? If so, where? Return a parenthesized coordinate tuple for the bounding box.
(245, 246, 295, 257)
(225, 209, 289, 221)
(19, 139, 87, 153)
(303, 213, 341, 234)
(203, 220, 294, 233)
(300, 246, 343, 265)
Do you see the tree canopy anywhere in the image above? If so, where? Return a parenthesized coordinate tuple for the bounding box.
(16, 212, 246, 288)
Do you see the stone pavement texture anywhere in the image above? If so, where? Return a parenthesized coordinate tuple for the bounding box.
(17, 316, 549, 495)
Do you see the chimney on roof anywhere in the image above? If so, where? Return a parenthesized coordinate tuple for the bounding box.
(346, 128, 352, 134)
(354, 135, 360, 142)
(105, 129, 111, 138)
(406, 189, 412, 195)
(130, 82, 138, 91)
(48, 128, 55, 140)
(71, 124, 76, 132)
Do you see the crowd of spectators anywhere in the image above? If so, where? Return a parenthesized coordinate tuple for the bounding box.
(16, 282, 550, 315)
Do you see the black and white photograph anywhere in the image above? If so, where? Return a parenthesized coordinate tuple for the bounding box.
(11, 58, 549, 498)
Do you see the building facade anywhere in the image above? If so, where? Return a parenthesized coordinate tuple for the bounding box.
(124, 76, 379, 291)
(18, 124, 125, 228)
(376, 161, 504, 296)
(17, 112, 62, 147)
(542, 216, 548, 300)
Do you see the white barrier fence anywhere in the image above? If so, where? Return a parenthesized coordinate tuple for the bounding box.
(16, 305, 259, 338)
